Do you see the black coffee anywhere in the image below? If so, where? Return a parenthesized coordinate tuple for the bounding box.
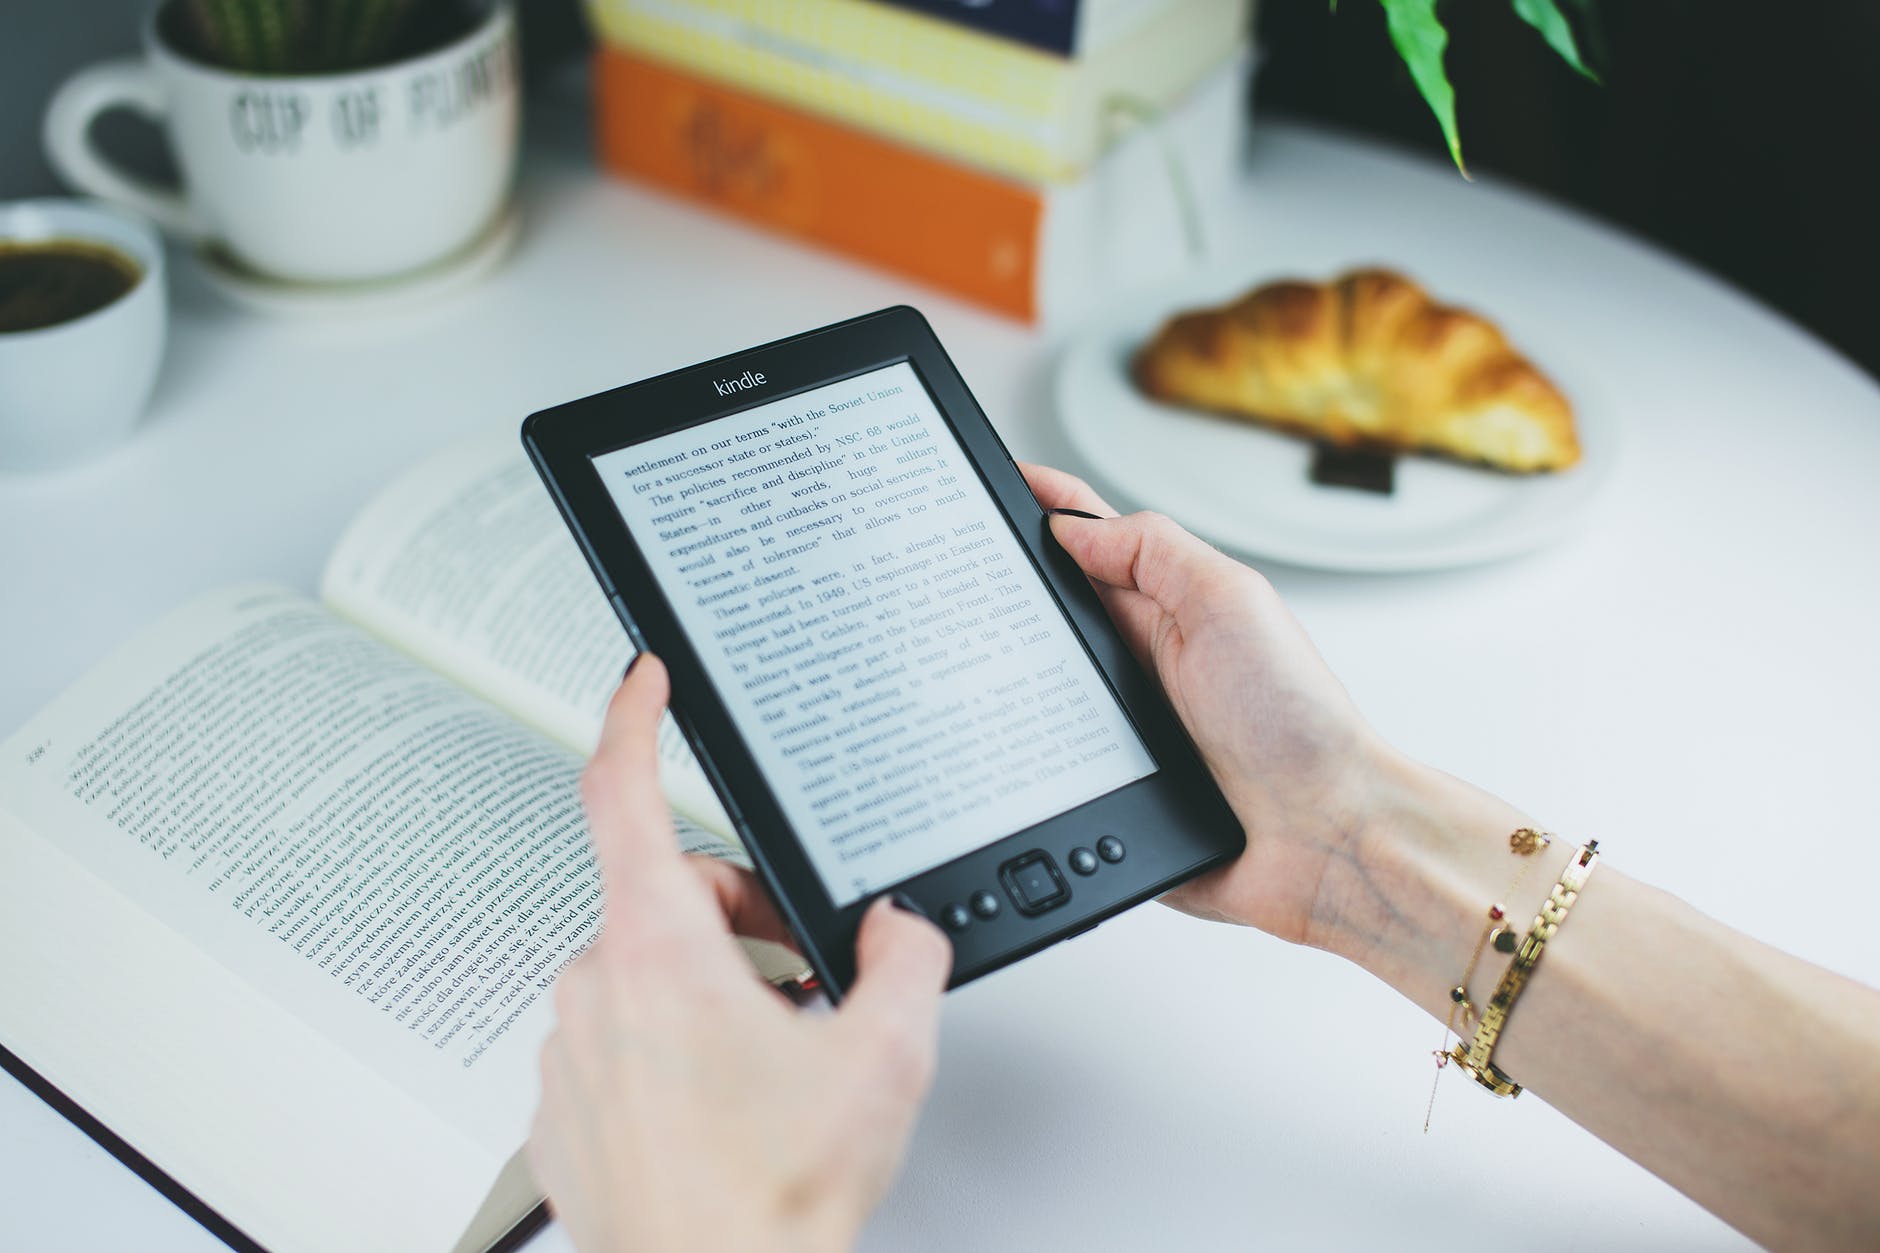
(0, 239, 143, 334)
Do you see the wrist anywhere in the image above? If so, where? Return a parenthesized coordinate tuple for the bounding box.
(1310, 751, 1548, 1017)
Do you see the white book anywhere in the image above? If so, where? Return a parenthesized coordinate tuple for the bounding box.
(0, 432, 806, 1253)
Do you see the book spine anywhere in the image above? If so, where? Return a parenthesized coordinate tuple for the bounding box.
(587, 0, 1083, 182)
(859, 0, 1084, 55)
(594, 45, 1049, 322)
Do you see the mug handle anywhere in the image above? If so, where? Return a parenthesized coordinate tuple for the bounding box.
(42, 58, 206, 241)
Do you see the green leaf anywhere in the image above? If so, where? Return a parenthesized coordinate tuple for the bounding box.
(192, 0, 258, 71)
(1377, 0, 1464, 174)
(1512, 0, 1601, 83)
(247, 0, 289, 74)
(1557, 0, 1611, 77)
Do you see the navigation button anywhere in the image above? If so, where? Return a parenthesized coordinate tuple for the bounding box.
(1000, 851, 1069, 916)
(970, 889, 1002, 920)
(941, 902, 973, 933)
(1067, 847, 1099, 876)
(1097, 835, 1126, 864)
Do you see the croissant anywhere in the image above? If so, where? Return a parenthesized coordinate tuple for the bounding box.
(1132, 269, 1579, 473)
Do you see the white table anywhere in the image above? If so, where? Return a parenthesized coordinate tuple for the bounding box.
(5, 83, 1878, 1251)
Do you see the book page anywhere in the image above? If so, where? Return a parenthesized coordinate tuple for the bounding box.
(0, 586, 743, 1168)
(0, 812, 506, 1253)
(319, 431, 735, 839)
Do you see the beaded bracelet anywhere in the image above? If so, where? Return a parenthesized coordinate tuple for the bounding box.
(1450, 840, 1601, 1098)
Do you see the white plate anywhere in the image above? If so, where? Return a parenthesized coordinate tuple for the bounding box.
(190, 206, 520, 317)
(1054, 270, 1619, 572)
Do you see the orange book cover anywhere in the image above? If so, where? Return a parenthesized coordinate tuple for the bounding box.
(593, 45, 1048, 321)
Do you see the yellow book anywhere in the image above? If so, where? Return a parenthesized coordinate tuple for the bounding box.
(585, 0, 1251, 183)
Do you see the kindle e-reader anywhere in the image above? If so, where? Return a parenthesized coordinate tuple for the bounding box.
(523, 307, 1244, 994)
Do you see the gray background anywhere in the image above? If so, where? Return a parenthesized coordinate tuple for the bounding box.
(3, 2, 154, 201)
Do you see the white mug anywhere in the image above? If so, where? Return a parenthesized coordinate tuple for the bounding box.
(43, 0, 519, 284)
(0, 199, 167, 473)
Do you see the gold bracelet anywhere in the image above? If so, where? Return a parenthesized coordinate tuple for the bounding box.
(1449, 827, 1554, 1033)
(1449, 840, 1601, 1098)
(1424, 828, 1552, 1131)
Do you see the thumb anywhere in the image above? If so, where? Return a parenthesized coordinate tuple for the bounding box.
(837, 897, 951, 1073)
(581, 655, 705, 930)
(1047, 509, 1227, 611)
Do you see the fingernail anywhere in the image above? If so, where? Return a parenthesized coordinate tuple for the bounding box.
(888, 891, 927, 919)
(623, 653, 641, 681)
(776, 973, 822, 1006)
(1047, 508, 1104, 520)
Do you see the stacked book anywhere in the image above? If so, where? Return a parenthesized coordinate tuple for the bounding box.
(587, 0, 1254, 322)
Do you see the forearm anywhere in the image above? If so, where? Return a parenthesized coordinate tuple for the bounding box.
(1316, 753, 1880, 1250)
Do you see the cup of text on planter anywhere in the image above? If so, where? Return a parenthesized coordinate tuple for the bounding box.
(43, 1, 518, 284)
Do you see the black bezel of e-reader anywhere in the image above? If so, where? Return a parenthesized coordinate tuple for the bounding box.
(522, 306, 1244, 997)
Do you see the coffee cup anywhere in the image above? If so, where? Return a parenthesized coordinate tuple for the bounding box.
(42, 0, 519, 285)
(0, 199, 167, 473)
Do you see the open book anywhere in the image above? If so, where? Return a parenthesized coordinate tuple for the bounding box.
(0, 432, 806, 1253)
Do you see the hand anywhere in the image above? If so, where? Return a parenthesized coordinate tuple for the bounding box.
(1022, 463, 1402, 948)
(529, 656, 952, 1253)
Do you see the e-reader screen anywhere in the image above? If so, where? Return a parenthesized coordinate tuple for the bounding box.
(590, 361, 1157, 905)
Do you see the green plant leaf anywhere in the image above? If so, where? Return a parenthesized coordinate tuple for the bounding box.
(320, 0, 363, 72)
(193, 0, 259, 72)
(248, 0, 289, 74)
(1377, 0, 1464, 174)
(1512, 0, 1600, 82)
(349, 0, 392, 66)
(1557, 0, 1610, 76)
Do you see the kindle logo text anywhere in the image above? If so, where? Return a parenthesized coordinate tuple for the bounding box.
(713, 369, 767, 396)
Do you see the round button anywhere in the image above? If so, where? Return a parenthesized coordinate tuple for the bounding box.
(970, 889, 1002, 920)
(1096, 835, 1126, 864)
(1067, 846, 1099, 876)
(941, 902, 972, 933)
